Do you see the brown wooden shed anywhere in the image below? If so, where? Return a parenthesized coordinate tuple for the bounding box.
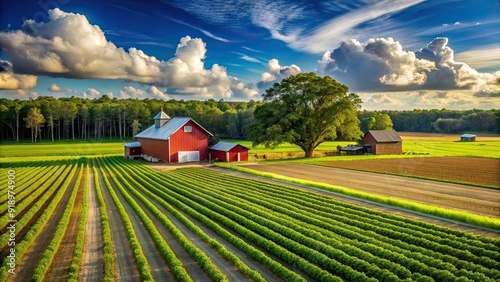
(363, 130, 402, 155)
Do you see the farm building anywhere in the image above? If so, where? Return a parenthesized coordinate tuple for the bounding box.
(123, 141, 142, 159)
(363, 130, 402, 155)
(340, 145, 364, 155)
(133, 110, 212, 163)
(460, 134, 476, 142)
(210, 141, 250, 162)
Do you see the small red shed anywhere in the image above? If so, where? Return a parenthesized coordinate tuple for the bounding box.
(210, 141, 250, 162)
(124, 141, 142, 159)
(134, 110, 212, 163)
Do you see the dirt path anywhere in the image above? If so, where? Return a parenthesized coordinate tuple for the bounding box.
(9, 166, 78, 282)
(96, 164, 140, 281)
(44, 169, 85, 282)
(79, 163, 104, 282)
(247, 163, 500, 217)
(211, 166, 500, 239)
(101, 166, 173, 281)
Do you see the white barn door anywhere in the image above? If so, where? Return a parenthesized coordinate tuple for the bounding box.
(178, 151, 200, 163)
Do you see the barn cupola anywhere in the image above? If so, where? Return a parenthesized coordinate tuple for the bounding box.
(154, 108, 171, 128)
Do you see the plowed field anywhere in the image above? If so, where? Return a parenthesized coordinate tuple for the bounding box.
(321, 157, 499, 187)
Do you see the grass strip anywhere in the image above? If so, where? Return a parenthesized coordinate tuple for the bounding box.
(217, 163, 500, 230)
(31, 162, 84, 281)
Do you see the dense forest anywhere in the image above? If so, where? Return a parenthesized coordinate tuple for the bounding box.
(0, 96, 498, 143)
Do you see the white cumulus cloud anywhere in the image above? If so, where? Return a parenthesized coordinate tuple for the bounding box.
(257, 59, 301, 91)
(48, 83, 76, 93)
(318, 37, 500, 94)
(0, 8, 257, 99)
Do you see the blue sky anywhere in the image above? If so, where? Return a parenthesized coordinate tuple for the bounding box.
(0, 0, 499, 110)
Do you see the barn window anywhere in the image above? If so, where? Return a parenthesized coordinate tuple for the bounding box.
(184, 126, 192, 132)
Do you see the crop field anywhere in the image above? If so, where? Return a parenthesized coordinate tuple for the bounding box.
(1, 156, 500, 281)
(319, 157, 500, 188)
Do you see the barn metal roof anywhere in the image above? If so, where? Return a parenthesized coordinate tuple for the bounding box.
(210, 141, 249, 152)
(135, 117, 212, 140)
(124, 141, 142, 147)
(367, 130, 402, 142)
(461, 134, 476, 138)
(154, 110, 170, 120)
(340, 146, 363, 151)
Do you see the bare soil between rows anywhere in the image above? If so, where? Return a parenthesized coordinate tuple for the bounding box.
(245, 163, 500, 218)
(320, 157, 499, 187)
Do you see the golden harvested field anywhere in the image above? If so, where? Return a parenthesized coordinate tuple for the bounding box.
(320, 157, 500, 187)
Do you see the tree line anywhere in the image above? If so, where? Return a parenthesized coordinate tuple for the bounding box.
(0, 95, 498, 143)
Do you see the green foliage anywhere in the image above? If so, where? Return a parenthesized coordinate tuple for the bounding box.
(248, 72, 363, 157)
(361, 113, 393, 133)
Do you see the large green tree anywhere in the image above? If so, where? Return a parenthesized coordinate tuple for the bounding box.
(248, 72, 363, 157)
(24, 107, 45, 143)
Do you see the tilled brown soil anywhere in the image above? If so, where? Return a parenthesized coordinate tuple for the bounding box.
(247, 163, 500, 218)
(321, 157, 499, 187)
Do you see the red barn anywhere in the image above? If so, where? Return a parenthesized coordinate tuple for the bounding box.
(210, 141, 249, 162)
(134, 110, 212, 163)
(124, 141, 142, 159)
(363, 130, 402, 155)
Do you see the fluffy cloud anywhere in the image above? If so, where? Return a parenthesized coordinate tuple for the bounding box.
(0, 60, 37, 89)
(48, 83, 76, 93)
(147, 86, 170, 100)
(257, 59, 301, 91)
(119, 86, 145, 99)
(83, 88, 100, 99)
(318, 37, 500, 94)
(0, 8, 257, 99)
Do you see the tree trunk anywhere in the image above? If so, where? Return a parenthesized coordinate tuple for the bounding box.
(50, 115, 54, 142)
(304, 146, 315, 158)
(16, 111, 19, 143)
(72, 117, 75, 140)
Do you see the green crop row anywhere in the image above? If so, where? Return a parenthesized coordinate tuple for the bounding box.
(107, 157, 267, 282)
(117, 158, 336, 282)
(99, 157, 194, 282)
(173, 168, 499, 281)
(182, 170, 500, 268)
(31, 162, 84, 281)
(0, 164, 64, 222)
(101, 157, 500, 282)
(67, 160, 89, 281)
(0, 165, 48, 196)
(91, 158, 114, 281)
(181, 168, 499, 250)
(219, 164, 500, 230)
(0, 161, 78, 281)
(95, 158, 154, 281)
(0, 163, 73, 250)
(113, 157, 305, 282)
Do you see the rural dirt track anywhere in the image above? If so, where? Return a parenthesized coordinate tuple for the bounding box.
(248, 163, 500, 217)
(9, 167, 78, 282)
(80, 165, 104, 282)
(212, 166, 500, 238)
(96, 164, 140, 281)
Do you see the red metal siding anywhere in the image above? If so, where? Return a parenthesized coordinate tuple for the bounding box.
(211, 150, 227, 162)
(211, 145, 249, 162)
(169, 120, 209, 163)
(136, 137, 169, 161)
